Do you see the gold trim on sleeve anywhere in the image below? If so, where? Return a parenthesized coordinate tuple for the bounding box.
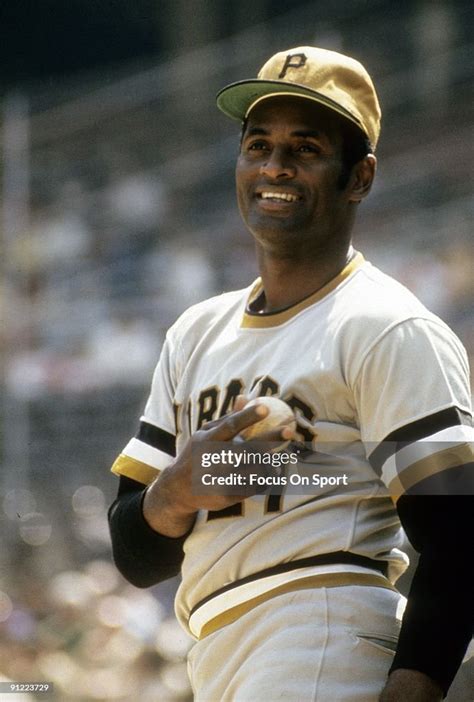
(389, 442, 473, 502)
(111, 454, 159, 485)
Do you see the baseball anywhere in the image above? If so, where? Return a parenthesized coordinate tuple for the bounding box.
(240, 397, 296, 441)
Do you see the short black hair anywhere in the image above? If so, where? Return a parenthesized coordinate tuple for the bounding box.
(338, 122, 372, 189)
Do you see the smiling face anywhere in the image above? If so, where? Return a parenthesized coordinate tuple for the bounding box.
(236, 96, 371, 258)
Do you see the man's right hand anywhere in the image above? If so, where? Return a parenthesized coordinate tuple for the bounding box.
(142, 399, 295, 537)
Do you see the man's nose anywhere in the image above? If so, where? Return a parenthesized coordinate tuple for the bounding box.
(259, 148, 296, 179)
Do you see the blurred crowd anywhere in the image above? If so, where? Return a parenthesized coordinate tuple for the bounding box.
(0, 486, 193, 701)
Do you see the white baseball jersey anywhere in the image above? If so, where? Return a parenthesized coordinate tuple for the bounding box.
(111, 252, 472, 638)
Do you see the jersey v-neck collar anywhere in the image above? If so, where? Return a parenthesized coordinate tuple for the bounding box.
(240, 252, 365, 329)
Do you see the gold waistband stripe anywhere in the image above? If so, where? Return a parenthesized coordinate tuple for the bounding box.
(197, 571, 396, 639)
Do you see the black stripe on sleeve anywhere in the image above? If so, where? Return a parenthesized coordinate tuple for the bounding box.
(368, 407, 472, 474)
(137, 421, 176, 457)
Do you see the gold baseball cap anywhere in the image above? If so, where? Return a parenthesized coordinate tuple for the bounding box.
(216, 46, 381, 149)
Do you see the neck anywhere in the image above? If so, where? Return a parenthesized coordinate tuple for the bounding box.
(255, 244, 354, 313)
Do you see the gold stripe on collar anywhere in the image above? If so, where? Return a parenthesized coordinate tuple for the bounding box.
(241, 252, 365, 329)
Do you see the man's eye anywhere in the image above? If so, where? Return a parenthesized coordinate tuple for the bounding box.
(247, 141, 267, 151)
(297, 144, 319, 153)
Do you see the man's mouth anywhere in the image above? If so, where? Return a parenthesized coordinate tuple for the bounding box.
(258, 191, 300, 203)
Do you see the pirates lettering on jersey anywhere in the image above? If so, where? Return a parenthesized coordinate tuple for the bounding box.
(185, 376, 316, 438)
(286, 395, 316, 442)
(250, 376, 280, 396)
(219, 379, 245, 418)
(197, 386, 219, 427)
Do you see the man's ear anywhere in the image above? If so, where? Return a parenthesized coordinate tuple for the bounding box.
(349, 154, 377, 202)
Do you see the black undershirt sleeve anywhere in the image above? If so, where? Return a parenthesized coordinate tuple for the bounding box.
(389, 492, 474, 696)
(108, 475, 192, 588)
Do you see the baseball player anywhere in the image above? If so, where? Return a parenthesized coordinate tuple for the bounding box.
(108, 47, 473, 701)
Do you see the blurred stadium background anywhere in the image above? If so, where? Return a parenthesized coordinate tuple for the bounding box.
(0, 1, 472, 700)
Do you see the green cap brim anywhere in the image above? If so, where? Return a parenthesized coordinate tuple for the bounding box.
(216, 79, 365, 135)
